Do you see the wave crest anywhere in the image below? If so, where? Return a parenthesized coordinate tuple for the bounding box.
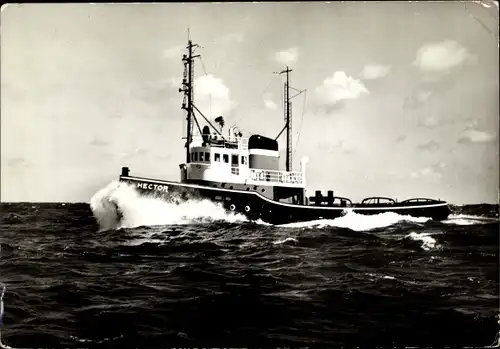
(89, 181, 247, 231)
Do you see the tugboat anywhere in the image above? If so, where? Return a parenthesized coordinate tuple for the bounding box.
(118, 39, 451, 225)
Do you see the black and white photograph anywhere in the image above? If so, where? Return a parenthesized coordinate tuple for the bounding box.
(1, 1, 499, 347)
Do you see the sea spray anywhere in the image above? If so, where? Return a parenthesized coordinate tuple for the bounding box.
(443, 214, 498, 225)
(89, 181, 122, 232)
(90, 181, 247, 231)
(280, 211, 430, 231)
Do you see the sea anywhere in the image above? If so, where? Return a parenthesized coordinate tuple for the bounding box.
(0, 180, 498, 348)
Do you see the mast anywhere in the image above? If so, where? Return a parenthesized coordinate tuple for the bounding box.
(180, 40, 199, 164)
(275, 67, 305, 172)
(280, 66, 293, 172)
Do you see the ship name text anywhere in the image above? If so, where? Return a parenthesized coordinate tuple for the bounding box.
(136, 182, 169, 192)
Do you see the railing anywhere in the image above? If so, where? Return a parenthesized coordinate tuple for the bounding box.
(187, 163, 305, 186)
(248, 168, 304, 186)
(190, 135, 249, 150)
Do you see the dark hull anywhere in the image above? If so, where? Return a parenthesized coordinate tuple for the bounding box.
(119, 175, 451, 225)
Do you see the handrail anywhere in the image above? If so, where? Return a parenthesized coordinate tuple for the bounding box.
(187, 163, 305, 186)
(361, 197, 396, 204)
(249, 168, 303, 185)
(401, 198, 440, 203)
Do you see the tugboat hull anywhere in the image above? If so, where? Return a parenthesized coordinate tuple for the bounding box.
(119, 175, 451, 225)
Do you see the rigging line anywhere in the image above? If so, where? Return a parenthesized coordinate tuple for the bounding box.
(192, 111, 203, 136)
(293, 89, 307, 161)
(198, 56, 212, 120)
(194, 56, 212, 121)
(192, 103, 225, 139)
(280, 73, 284, 117)
(199, 56, 209, 76)
(230, 74, 280, 127)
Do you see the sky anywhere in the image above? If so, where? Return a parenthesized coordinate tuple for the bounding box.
(1, 2, 499, 204)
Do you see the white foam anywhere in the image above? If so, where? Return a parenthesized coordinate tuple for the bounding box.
(273, 237, 298, 245)
(407, 232, 439, 251)
(366, 273, 396, 281)
(280, 211, 430, 231)
(89, 181, 247, 231)
(443, 214, 498, 226)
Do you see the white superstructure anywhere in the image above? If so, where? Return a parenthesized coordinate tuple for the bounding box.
(182, 134, 306, 188)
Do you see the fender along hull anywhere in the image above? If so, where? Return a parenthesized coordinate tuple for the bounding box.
(119, 175, 451, 225)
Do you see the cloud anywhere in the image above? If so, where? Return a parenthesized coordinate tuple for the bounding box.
(361, 64, 391, 80)
(458, 129, 497, 143)
(317, 140, 355, 155)
(417, 141, 440, 152)
(275, 47, 299, 66)
(6, 157, 27, 168)
(221, 33, 244, 44)
(410, 162, 446, 179)
(413, 40, 470, 73)
(167, 77, 180, 89)
(90, 138, 108, 147)
(194, 74, 235, 118)
(417, 116, 439, 128)
(263, 93, 278, 110)
(118, 148, 148, 159)
(418, 91, 432, 102)
(163, 45, 184, 59)
(404, 90, 432, 109)
(395, 135, 407, 143)
(313, 71, 369, 107)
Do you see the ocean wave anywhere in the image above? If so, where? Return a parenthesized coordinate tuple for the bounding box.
(0, 201, 498, 348)
(406, 231, 440, 251)
(443, 214, 499, 226)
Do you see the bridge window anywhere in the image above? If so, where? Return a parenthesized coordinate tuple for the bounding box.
(223, 154, 229, 163)
(215, 153, 220, 162)
(231, 154, 238, 166)
(241, 156, 247, 165)
(199, 152, 204, 161)
(193, 152, 198, 162)
(205, 152, 210, 162)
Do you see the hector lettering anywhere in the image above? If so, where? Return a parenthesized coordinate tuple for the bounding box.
(136, 182, 169, 192)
